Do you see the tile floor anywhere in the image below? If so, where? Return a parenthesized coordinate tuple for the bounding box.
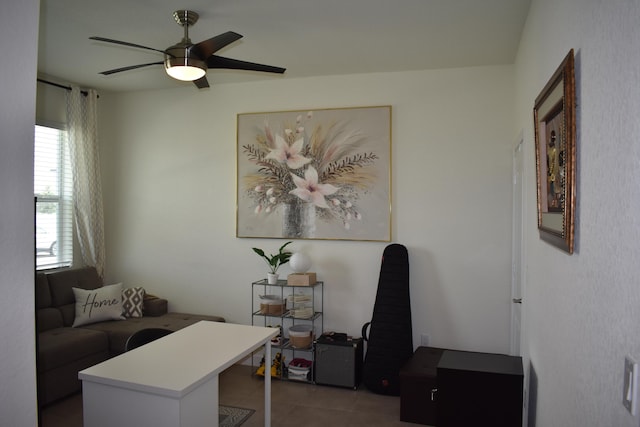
(40, 364, 421, 427)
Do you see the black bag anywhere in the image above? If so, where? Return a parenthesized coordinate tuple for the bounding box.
(361, 243, 413, 395)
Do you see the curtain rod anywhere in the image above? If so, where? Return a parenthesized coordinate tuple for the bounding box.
(37, 78, 92, 97)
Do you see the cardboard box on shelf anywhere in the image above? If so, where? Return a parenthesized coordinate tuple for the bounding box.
(287, 272, 317, 286)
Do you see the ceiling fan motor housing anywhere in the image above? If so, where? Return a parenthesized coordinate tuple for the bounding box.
(164, 42, 206, 81)
(164, 11, 206, 81)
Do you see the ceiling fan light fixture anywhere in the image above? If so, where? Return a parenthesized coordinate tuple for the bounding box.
(166, 65, 205, 81)
(165, 56, 206, 81)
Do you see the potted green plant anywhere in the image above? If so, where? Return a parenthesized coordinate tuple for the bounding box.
(252, 241, 293, 284)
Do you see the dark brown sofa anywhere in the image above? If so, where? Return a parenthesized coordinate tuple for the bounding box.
(35, 266, 225, 406)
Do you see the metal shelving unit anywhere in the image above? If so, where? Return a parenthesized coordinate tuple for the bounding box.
(251, 279, 323, 383)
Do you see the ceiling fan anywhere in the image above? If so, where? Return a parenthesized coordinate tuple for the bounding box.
(90, 10, 286, 89)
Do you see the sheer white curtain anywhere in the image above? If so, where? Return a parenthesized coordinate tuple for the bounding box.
(66, 85, 105, 278)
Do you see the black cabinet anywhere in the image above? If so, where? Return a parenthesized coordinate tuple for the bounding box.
(399, 346, 444, 425)
(436, 350, 524, 427)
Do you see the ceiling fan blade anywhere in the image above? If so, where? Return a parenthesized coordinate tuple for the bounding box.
(193, 76, 210, 89)
(190, 31, 243, 59)
(206, 56, 286, 74)
(90, 36, 168, 55)
(99, 61, 164, 75)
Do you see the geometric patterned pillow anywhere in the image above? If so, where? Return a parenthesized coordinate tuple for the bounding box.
(122, 287, 145, 318)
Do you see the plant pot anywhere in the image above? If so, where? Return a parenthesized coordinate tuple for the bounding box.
(267, 273, 279, 284)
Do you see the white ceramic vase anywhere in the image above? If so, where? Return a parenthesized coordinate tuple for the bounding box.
(267, 273, 279, 284)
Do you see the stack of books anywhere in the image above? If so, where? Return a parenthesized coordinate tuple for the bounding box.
(288, 294, 313, 318)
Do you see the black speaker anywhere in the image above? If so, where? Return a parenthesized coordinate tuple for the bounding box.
(314, 336, 363, 389)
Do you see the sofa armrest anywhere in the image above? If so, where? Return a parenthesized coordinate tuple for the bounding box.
(143, 295, 168, 317)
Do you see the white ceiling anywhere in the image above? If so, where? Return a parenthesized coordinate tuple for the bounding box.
(38, 0, 531, 92)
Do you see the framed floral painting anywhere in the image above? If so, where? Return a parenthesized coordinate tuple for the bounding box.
(236, 106, 391, 241)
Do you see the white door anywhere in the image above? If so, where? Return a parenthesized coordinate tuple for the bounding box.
(510, 138, 524, 356)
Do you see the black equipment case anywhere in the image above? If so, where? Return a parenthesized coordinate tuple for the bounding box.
(361, 244, 413, 395)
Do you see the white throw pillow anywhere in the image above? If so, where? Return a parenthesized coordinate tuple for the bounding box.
(72, 283, 125, 327)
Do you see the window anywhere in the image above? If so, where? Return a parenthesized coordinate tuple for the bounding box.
(34, 124, 73, 269)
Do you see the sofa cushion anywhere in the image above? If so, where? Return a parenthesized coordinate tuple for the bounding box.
(48, 267, 102, 326)
(82, 318, 161, 355)
(83, 313, 225, 355)
(122, 287, 145, 318)
(38, 327, 109, 372)
(143, 295, 168, 317)
(72, 283, 125, 327)
(48, 266, 102, 306)
(35, 273, 51, 309)
(160, 312, 226, 326)
(37, 307, 64, 333)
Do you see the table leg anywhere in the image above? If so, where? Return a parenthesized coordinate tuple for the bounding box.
(264, 340, 271, 427)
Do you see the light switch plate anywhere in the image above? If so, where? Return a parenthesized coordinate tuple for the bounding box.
(623, 356, 638, 415)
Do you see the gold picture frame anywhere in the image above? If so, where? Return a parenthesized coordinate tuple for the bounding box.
(533, 49, 576, 254)
(236, 106, 392, 241)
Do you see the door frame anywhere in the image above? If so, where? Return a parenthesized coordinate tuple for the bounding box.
(510, 134, 524, 356)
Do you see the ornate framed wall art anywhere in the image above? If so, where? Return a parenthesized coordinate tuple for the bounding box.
(237, 106, 391, 241)
(533, 49, 576, 254)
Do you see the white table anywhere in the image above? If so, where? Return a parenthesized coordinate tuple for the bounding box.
(79, 321, 279, 427)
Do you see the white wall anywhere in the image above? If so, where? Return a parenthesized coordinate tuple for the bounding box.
(0, 0, 39, 425)
(515, 0, 640, 425)
(36, 79, 67, 125)
(99, 65, 516, 354)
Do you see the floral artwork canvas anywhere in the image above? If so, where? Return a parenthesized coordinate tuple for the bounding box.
(236, 106, 391, 241)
